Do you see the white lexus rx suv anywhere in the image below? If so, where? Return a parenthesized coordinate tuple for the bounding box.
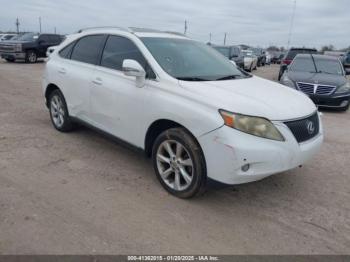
(42, 27, 323, 198)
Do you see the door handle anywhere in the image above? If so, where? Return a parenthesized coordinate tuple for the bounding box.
(58, 68, 66, 74)
(92, 77, 103, 86)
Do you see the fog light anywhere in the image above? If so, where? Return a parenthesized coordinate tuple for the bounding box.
(241, 164, 250, 172)
(340, 100, 349, 107)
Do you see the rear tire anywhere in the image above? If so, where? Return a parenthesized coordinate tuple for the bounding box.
(152, 128, 207, 199)
(5, 58, 15, 62)
(48, 89, 74, 132)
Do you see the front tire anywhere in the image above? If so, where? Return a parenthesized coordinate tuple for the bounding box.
(338, 103, 350, 112)
(25, 50, 37, 63)
(152, 128, 207, 198)
(48, 90, 74, 132)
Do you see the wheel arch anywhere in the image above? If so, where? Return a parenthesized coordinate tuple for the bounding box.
(45, 83, 61, 107)
(144, 119, 202, 158)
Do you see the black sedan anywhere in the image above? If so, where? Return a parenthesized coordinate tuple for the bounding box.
(280, 54, 350, 111)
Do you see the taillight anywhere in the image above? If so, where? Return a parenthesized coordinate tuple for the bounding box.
(282, 59, 292, 65)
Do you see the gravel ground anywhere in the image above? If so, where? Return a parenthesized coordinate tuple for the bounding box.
(0, 60, 349, 255)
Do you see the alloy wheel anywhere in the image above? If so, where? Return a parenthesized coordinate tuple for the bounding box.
(156, 140, 194, 191)
(50, 95, 65, 128)
(28, 52, 37, 63)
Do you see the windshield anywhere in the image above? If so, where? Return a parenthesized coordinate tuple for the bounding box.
(16, 33, 39, 41)
(252, 48, 261, 56)
(290, 56, 343, 75)
(242, 51, 254, 57)
(231, 47, 240, 57)
(141, 37, 248, 81)
(3, 35, 15, 40)
(286, 49, 317, 60)
(314, 59, 344, 75)
(213, 46, 230, 58)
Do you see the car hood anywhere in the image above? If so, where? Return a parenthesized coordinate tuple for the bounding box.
(179, 76, 316, 121)
(0, 40, 31, 45)
(288, 71, 347, 87)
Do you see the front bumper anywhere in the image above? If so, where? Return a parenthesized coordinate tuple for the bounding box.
(308, 93, 350, 108)
(1, 52, 26, 60)
(198, 115, 323, 185)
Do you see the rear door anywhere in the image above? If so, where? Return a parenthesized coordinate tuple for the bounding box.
(37, 35, 51, 56)
(54, 34, 107, 121)
(49, 35, 63, 46)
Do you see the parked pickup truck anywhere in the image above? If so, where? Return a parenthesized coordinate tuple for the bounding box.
(0, 32, 63, 63)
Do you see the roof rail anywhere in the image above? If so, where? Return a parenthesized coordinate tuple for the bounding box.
(130, 27, 186, 37)
(76, 26, 132, 33)
(76, 26, 187, 37)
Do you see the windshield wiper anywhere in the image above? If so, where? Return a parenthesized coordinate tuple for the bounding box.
(177, 77, 209, 81)
(316, 71, 335, 75)
(215, 75, 242, 81)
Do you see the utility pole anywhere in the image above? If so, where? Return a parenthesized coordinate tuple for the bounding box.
(209, 33, 212, 43)
(287, 0, 296, 49)
(184, 20, 188, 35)
(39, 17, 42, 33)
(15, 18, 20, 33)
(224, 33, 227, 45)
(54, 27, 56, 34)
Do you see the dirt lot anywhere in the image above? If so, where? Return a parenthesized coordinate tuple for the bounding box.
(0, 60, 349, 255)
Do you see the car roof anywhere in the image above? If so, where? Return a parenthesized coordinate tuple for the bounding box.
(295, 54, 341, 61)
(289, 48, 317, 51)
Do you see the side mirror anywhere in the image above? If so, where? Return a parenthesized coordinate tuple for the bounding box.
(38, 40, 45, 45)
(122, 59, 146, 87)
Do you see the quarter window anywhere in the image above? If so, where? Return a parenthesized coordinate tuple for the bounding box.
(71, 35, 106, 65)
(59, 42, 75, 59)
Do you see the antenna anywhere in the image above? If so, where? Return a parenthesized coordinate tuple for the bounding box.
(184, 20, 188, 35)
(39, 17, 42, 33)
(287, 0, 296, 49)
(224, 33, 227, 45)
(15, 18, 20, 34)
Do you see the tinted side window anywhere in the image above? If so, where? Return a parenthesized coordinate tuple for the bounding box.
(101, 36, 147, 71)
(39, 35, 50, 43)
(59, 42, 75, 59)
(49, 35, 61, 43)
(71, 35, 106, 65)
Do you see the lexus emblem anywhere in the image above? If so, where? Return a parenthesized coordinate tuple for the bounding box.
(306, 120, 315, 135)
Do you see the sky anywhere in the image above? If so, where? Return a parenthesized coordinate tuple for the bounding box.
(0, 0, 349, 49)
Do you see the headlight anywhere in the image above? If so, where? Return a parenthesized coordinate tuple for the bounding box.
(281, 75, 295, 88)
(335, 82, 350, 94)
(219, 110, 285, 141)
(15, 44, 22, 52)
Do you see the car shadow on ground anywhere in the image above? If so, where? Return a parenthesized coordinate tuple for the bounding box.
(70, 123, 301, 204)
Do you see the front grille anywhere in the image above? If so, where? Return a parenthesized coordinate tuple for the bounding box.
(284, 113, 320, 143)
(0, 45, 15, 52)
(316, 85, 336, 95)
(297, 82, 336, 96)
(297, 82, 314, 95)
